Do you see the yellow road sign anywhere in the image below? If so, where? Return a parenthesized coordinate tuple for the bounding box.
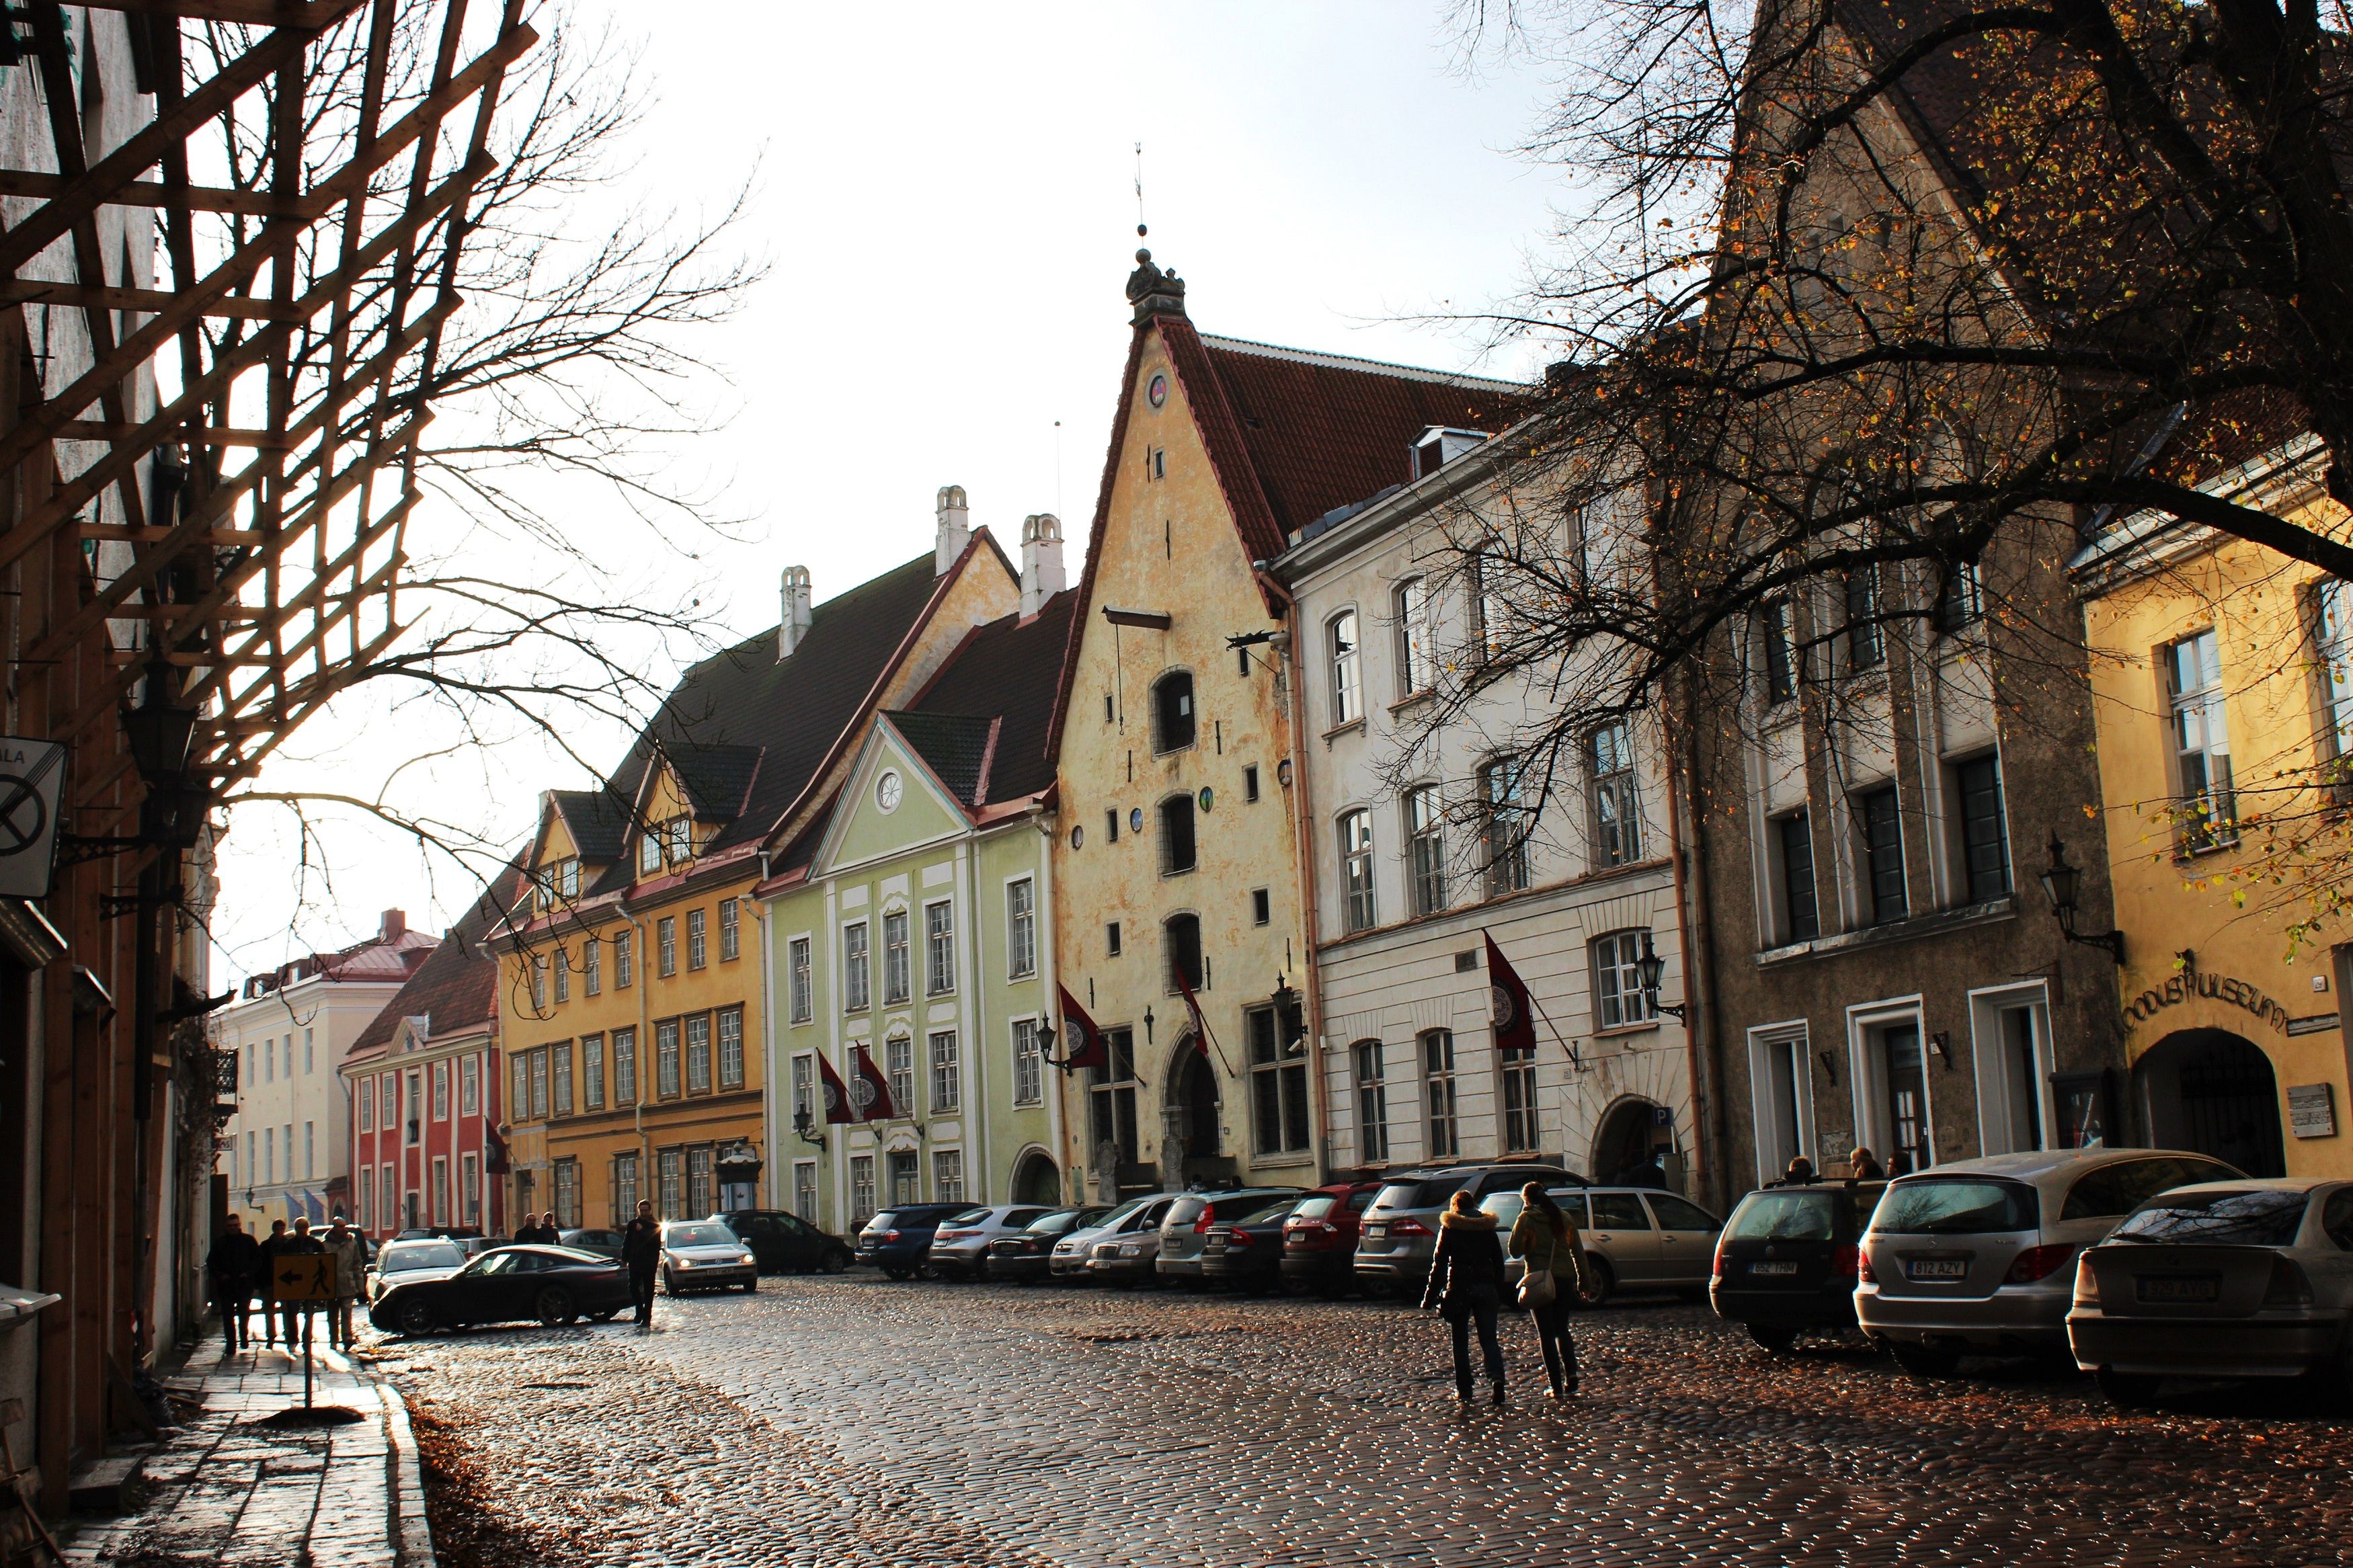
(266, 1254, 335, 1303)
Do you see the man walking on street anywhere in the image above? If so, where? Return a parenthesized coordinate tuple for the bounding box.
(206, 1214, 260, 1354)
(279, 1217, 325, 1348)
(254, 1219, 288, 1346)
(622, 1199, 660, 1325)
(321, 1216, 365, 1350)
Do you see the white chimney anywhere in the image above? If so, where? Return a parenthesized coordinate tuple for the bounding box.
(935, 484, 970, 577)
(1020, 513, 1066, 618)
(779, 565, 812, 659)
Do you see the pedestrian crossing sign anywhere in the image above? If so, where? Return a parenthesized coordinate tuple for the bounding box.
(268, 1255, 335, 1302)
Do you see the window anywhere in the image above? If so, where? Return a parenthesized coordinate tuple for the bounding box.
(844, 922, 871, 1011)
(611, 1153, 639, 1225)
(1761, 599, 1797, 703)
(263, 1038, 272, 1085)
(431, 1063, 449, 1120)
(666, 817, 692, 864)
(1500, 1040, 1538, 1153)
(1247, 1005, 1310, 1154)
(560, 858, 580, 900)
(2316, 581, 2353, 780)
(378, 1163, 395, 1232)
(685, 1014, 711, 1094)
(658, 1148, 682, 1216)
(1327, 610, 1361, 725)
(1423, 1030, 1459, 1159)
(1860, 785, 1908, 923)
(553, 1160, 580, 1229)
(718, 1007, 744, 1089)
(305, 1121, 315, 1179)
(1337, 809, 1375, 932)
(2169, 630, 2236, 849)
(719, 899, 740, 961)
(304, 1029, 313, 1074)
(360, 1079, 374, 1134)
(1937, 558, 1984, 632)
(553, 948, 570, 1003)
(1159, 794, 1197, 875)
(1251, 888, 1271, 925)
(932, 1149, 965, 1204)
(791, 1055, 815, 1122)
(1243, 764, 1260, 803)
(657, 916, 678, 977)
(358, 1167, 371, 1229)
(926, 901, 955, 994)
(511, 1057, 528, 1122)
(530, 1051, 549, 1119)
(1589, 720, 1641, 868)
(1153, 671, 1195, 752)
(1164, 913, 1204, 993)
(1090, 1029, 1141, 1168)
(882, 909, 910, 1003)
(1954, 755, 2011, 901)
(850, 1155, 877, 1225)
(1012, 1018, 1043, 1105)
(1480, 757, 1529, 896)
(432, 1158, 449, 1225)
(1592, 930, 1658, 1030)
(1778, 812, 1820, 942)
(1406, 784, 1445, 916)
(1470, 551, 1507, 659)
(614, 929, 633, 988)
(582, 1035, 604, 1110)
(885, 1034, 914, 1116)
(1007, 879, 1036, 978)
(929, 1030, 961, 1112)
(639, 830, 661, 876)
(656, 1020, 682, 1098)
(530, 958, 547, 1010)
(1107, 921, 1123, 956)
(462, 1153, 481, 1225)
(687, 908, 707, 970)
(1353, 1040, 1390, 1163)
(789, 936, 813, 1022)
(1845, 565, 1884, 670)
(795, 1163, 818, 1223)
(1105, 808, 1119, 844)
(1394, 577, 1433, 696)
(686, 1146, 713, 1218)
(265, 1126, 274, 1184)
(584, 938, 601, 995)
(612, 1028, 637, 1104)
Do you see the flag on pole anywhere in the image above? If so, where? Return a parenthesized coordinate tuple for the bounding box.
(1053, 984, 1107, 1071)
(852, 1043, 900, 1122)
(815, 1050, 857, 1124)
(1176, 973, 1236, 1077)
(1484, 930, 1538, 1055)
(484, 1124, 510, 1175)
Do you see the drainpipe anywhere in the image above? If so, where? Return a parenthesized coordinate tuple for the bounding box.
(632, 910, 651, 1212)
(963, 833, 990, 1201)
(1029, 803, 1068, 1200)
(1257, 569, 1330, 1180)
(752, 852, 777, 1209)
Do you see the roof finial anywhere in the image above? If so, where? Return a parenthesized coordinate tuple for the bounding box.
(1125, 246, 1185, 325)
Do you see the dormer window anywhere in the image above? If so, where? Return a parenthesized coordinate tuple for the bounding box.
(638, 831, 660, 876)
(666, 817, 692, 864)
(1412, 426, 1488, 480)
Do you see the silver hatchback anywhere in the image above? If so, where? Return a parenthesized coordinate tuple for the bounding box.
(1158, 1188, 1302, 1284)
(1482, 1186, 1722, 1304)
(1858, 1147, 2243, 1376)
(1354, 1164, 1577, 1295)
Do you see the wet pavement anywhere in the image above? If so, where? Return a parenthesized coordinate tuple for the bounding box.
(372, 1276, 2353, 1567)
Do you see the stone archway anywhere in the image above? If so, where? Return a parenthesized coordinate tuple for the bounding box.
(1592, 1097, 1671, 1186)
(2135, 1028, 2286, 1178)
(1159, 1036, 1232, 1188)
(1010, 1148, 1062, 1206)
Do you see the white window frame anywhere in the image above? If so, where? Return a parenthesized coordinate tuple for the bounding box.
(929, 1029, 961, 1113)
(1006, 878, 1037, 979)
(1327, 608, 1361, 725)
(1744, 1020, 1816, 1188)
(1394, 577, 1433, 696)
(925, 900, 956, 995)
(1337, 809, 1375, 933)
(843, 921, 871, 1012)
(789, 935, 814, 1023)
(1012, 1017, 1043, 1106)
(1968, 981, 2055, 1157)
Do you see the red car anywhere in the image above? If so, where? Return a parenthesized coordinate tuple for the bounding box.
(1280, 1180, 1388, 1296)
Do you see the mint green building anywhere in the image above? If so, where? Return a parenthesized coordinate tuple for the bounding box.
(762, 587, 1077, 1233)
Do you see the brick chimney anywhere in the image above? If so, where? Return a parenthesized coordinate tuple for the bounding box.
(380, 909, 406, 942)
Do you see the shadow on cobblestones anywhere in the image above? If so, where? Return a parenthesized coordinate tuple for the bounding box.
(410, 1401, 575, 1568)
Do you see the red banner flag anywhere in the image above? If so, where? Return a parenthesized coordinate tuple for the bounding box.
(1484, 930, 1538, 1056)
(815, 1050, 857, 1124)
(852, 1043, 900, 1122)
(1176, 973, 1235, 1077)
(1055, 984, 1107, 1071)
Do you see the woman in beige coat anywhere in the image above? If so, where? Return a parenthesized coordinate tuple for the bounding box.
(1506, 1183, 1585, 1398)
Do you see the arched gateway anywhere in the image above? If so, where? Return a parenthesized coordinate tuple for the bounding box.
(2134, 1028, 2286, 1178)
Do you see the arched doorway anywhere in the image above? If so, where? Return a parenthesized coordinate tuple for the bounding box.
(1592, 1098, 1670, 1186)
(2135, 1029, 2286, 1178)
(1010, 1149, 1062, 1205)
(1164, 1037, 1232, 1185)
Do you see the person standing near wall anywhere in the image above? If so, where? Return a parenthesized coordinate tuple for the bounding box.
(621, 1199, 660, 1326)
(206, 1214, 260, 1354)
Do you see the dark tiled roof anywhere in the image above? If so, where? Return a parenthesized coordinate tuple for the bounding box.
(909, 589, 1076, 803)
(549, 788, 631, 864)
(345, 864, 523, 1062)
(890, 712, 996, 807)
(666, 742, 764, 821)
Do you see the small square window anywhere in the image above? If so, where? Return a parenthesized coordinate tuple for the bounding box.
(1244, 766, 1261, 803)
(1107, 921, 1123, 956)
(1251, 888, 1271, 926)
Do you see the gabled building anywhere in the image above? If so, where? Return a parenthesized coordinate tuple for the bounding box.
(497, 503, 1018, 1227)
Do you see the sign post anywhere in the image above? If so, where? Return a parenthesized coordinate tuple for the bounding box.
(268, 1255, 335, 1409)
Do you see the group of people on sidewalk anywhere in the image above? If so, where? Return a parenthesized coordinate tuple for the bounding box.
(202, 1212, 368, 1354)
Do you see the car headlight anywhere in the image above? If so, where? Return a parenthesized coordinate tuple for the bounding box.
(739, 1252, 755, 1266)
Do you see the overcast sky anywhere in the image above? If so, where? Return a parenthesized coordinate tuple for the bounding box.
(207, 2, 1568, 980)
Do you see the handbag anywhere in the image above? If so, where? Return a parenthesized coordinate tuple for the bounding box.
(1517, 1266, 1556, 1309)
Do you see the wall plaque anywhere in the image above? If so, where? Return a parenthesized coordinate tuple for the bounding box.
(2288, 1082, 2337, 1139)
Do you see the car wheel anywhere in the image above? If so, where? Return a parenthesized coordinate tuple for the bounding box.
(1576, 1256, 1616, 1309)
(395, 1298, 437, 1337)
(822, 1249, 849, 1275)
(742, 1277, 758, 1294)
(662, 1270, 679, 1297)
(535, 1286, 578, 1327)
(883, 1265, 912, 1282)
(1746, 1322, 1800, 1353)
(2095, 1367, 2162, 1407)
(1892, 1343, 1962, 1380)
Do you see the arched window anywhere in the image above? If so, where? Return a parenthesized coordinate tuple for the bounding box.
(1153, 671, 1195, 753)
(1163, 913, 1203, 994)
(1393, 577, 1432, 696)
(1327, 610, 1361, 725)
(1337, 809, 1375, 932)
(1480, 757, 1529, 896)
(1158, 794, 1197, 876)
(1404, 784, 1445, 915)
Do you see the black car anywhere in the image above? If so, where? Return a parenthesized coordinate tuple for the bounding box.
(370, 1244, 633, 1335)
(717, 1209, 854, 1275)
(558, 1227, 625, 1259)
(986, 1207, 1110, 1283)
(855, 1203, 973, 1280)
(1710, 1181, 1888, 1350)
(1199, 1193, 1308, 1294)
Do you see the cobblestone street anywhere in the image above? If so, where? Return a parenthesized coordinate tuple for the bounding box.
(367, 1276, 2352, 1567)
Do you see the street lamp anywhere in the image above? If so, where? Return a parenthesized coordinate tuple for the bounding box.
(791, 1107, 826, 1151)
(2037, 833, 2126, 964)
(1636, 932, 1689, 1022)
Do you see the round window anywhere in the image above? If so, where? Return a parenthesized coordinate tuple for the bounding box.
(1146, 370, 1168, 409)
(875, 770, 902, 813)
(1197, 786, 1213, 812)
(1070, 824, 1084, 850)
(1129, 807, 1144, 833)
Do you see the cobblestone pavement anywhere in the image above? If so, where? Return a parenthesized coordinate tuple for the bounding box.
(372, 1276, 2353, 1567)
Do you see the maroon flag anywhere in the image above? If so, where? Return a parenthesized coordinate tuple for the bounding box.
(484, 1124, 510, 1175)
(1484, 931, 1538, 1055)
(1175, 973, 1234, 1077)
(852, 1044, 900, 1122)
(1053, 985, 1107, 1071)
(815, 1050, 857, 1124)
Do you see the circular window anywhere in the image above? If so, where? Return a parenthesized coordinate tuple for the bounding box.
(875, 770, 903, 813)
(1197, 786, 1213, 812)
(1146, 370, 1168, 409)
(1129, 807, 1144, 833)
(1070, 824, 1084, 850)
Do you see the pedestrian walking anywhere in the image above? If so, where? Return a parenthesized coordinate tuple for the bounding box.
(321, 1216, 366, 1349)
(279, 1217, 326, 1348)
(622, 1200, 660, 1325)
(1848, 1147, 1886, 1182)
(253, 1219, 289, 1346)
(206, 1214, 260, 1354)
(1420, 1190, 1509, 1405)
(541, 1211, 562, 1243)
(1507, 1184, 1585, 1399)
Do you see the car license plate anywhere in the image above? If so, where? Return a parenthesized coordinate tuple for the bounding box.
(1363, 1222, 1388, 1239)
(1905, 1258, 1968, 1280)
(1749, 1260, 1800, 1277)
(2137, 1274, 2219, 1304)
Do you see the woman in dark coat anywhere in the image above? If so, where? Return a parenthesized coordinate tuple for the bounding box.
(1420, 1189, 1509, 1404)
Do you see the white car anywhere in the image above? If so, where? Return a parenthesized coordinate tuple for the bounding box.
(660, 1220, 758, 1296)
(368, 1238, 468, 1303)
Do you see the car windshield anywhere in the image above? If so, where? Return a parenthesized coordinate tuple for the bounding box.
(383, 1243, 464, 1270)
(1028, 1210, 1100, 1236)
(1871, 1178, 2038, 1235)
(1224, 1195, 1302, 1225)
(1375, 1177, 1464, 1210)
(2112, 1188, 2310, 1247)
(1290, 1196, 1338, 1223)
(1728, 1192, 1835, 1243)
(1082, 1198, 1148, 1231)
(946, 1209, 990, 1226)
(662, 1224, 737, 1248)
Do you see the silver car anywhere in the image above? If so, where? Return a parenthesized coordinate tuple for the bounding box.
(1858, 1147, 2243, 1376)
(1480, 1186, 1722, 1305)
(1088, 1198, 1182, 1286)
(2070, 1178, 2353, 1405)
(1051, 1195, 1171, 1280)
(369, 1237, 467, 1303)
(1355, 1164, 1577, 1295)
(659, 1219, 758, 1296)
(924, 1204, 1056, 1280)
(1158, 1188, 1302, 1285)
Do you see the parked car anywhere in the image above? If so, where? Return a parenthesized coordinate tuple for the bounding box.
(558, 1227, 625, 1260)
(1355, 1164, 1579, 1296)
(1857, 1148, 2244, 1377)
(1480, 1186, 1722, 1305)
(659, 1219, 758, 1296)
(1199, 1193, 1311, 1293)
(990, 1207, 1111, 1282)
(1051, 1197, 1163, 1279)
(2070, 1178, 2353, 1405)
(856, 1203, 974, 1280)
(1078, 1197, 1182, 1285)
(716, 1209, 855, 1275)
(370, 1244, 632, 1333)
(927, 1205, 1058, 1280)
(1280, 1180, 1387, 1296)
(1159, 1188, 1305, 1286)
(368, 1237, 469, 1303)
(1710, 1181, 1888, 1349)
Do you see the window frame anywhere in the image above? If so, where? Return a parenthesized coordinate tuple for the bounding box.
(1952, 753, 2012, 903)
(882, 908, 911, 1004)
(687, 907, 708, 970)
(1337, 808, 1376, 933)
(1588, 720, 1642, 869)
(719, 898, 740, 962)
(1353, 1040, 1390, 1164)
(1394, 577, 1433, 698)
(2167, 628, 2237, 851)
(1152, 670, 1197, 754)
(1480, 757, 1529, 897)
(1246, 1004, 1311, 1155)
(843, 921, 871, 1012)
(929, 1028, 961, 1113)
(789, 936, 813, 1023)
(1326, 608, 1362, 727)
(1591, 928, 1660, 1032)
(1761, 598, 1798, 705)
(657, 915, 678, 977)
(925, 899, 956, 995)
(1422, 1029, 1459, 1159)
(1006, 878, 1037, 979)
(1859, 784, 1909, 924)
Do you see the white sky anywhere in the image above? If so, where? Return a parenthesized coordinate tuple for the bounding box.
(206, 1, 1568, 981)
